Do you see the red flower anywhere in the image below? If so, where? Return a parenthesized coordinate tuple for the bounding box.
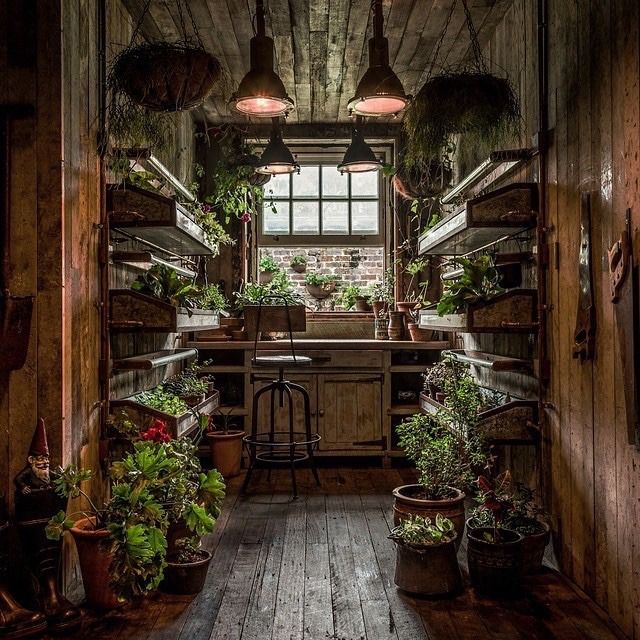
(141, 419, 172, 443)
(240, 212, 251, 223)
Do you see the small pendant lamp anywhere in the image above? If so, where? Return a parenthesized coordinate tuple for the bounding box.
(348, 0, 410, 117)
(231, 0, 295, 117)
(256, 118, 300, 175)
(338, 117, 382, 174)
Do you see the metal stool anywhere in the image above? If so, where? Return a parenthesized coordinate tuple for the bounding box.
(241, 296, 321, 498)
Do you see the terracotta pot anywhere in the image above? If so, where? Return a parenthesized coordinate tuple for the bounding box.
(407, 322, 434, 342)
(207, 430, 245, 478)
(396, 301, 418, 315)
(291, 263, 306, 273)
(393, 535, 462, 596)
(259, 271, 274, 284)
(467, 527, 523, 594)
(371, 300, 386, 318)
(392, 485, 466, 547)
(387, 311, 406, 340)
(161, 550, 212, 595)
(306, 282, 335, 299)
(354, 297, 372, 312)
(70, 518, 122, 609)
(166, 519, 190, 556)
(521, 521, 550, 574)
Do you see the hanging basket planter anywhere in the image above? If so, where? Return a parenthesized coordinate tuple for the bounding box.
(112, 42, 222, 112)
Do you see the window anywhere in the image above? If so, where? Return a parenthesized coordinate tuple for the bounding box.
(260, 163, 383, 245)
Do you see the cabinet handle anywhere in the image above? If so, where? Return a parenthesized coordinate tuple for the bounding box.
(318, 409, 325, 417)
(311, 410, 316, 417)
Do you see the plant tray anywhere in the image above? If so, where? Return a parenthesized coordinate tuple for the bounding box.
(111, 390, 220, 438)
(419, 392, 538, 444)
(110, 290, 220, 333)
(444, 349, 533, 373)
(108, 183, 215, 256)
(418, 289, 537, 333)
(418, 183, 538, 256)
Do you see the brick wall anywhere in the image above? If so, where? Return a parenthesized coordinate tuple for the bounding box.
(258, 247, 384, 310)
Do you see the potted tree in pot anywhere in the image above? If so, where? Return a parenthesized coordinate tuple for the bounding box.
(393, 365, 489, 543)
(466, 472, 523, 594)
(389, 514, 462, 596)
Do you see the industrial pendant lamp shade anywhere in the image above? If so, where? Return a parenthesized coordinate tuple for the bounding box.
(338, 123, 381, 174)
(232, 0, 294, 117)
(256, 119, 300, 175)
(348, 0, 410, 116)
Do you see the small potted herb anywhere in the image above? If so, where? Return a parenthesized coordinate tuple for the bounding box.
(304, 273, 338, 299)
(258, 255, 280, 284)
(389, 514, 462, 596)
(206, 407, 246, 479)
(163, 360, 214, 407)
(290, 255, 307, 273)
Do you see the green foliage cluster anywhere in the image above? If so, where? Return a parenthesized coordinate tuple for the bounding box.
(304, 273, 338, 287)
(290, 255, 307, 267)
(235, 271, 303, 308)
(436, 255, 504, 316)
(389, 514, 455, 547)
(163, 360, 213, 398)
(258, 255, 280, 273)
(336, 283, 371, 311)
(422, 358, 457, 392)
(199, 284, 229, 312)
(369, 266, 395, 305)
(134, 386, 188, 417)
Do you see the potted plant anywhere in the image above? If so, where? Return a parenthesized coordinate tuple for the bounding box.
(389, 514, 462, 596)
(163, 360, 214, 407)
(290, 255, 307, 273)
(393, 367, 489, 543)
(422, 358, 456, 400)
(466, 472, 524, 594)
(258, 255, 280, 284)
(336, 283, 371, 311)
(207, 406, 246, 479)
(369, 267, 395, 318)
(130, 263, 203, 313)
(468, 475, 550, 575)
(304, 273, 338, 299)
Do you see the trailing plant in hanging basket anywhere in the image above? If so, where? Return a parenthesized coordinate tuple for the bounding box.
(111, 42, 222, 113)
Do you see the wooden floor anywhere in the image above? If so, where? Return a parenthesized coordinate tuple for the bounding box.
(65, 466, 626, 640)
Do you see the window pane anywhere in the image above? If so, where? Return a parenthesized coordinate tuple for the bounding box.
(351, 171, 378, 197)
(351, 201, 378, 234)
(293, 201, 319, 234)
(293, 165, 320, 197)
(263, 201, 290, 234)
(322, 201, 349, 234)
(322, 166, 348, 197)
(265, 173, 290, 197)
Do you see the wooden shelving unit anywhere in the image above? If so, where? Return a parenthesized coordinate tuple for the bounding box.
(110, 290, 220, 332)
(111, 348, 198, 373)
(111, 390, 220, 438)
(108, 183, 216, 256)
(420, 392, 539, 444)
(444, 349, 534, 374)
(418, 183, 538, 256)
(418, 289, 537, 333)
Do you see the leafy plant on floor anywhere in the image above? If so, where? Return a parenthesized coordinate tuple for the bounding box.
(436, 255, 504, 316)
(389, 514, 456, 547)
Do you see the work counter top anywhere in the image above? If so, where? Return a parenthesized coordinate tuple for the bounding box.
(187, 339, 449, 351)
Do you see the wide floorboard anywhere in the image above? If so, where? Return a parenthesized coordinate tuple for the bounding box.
(65, 466, 626, 640)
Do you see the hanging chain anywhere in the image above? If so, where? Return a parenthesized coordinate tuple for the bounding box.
(461, 0, 488, 73)
(129, 0, 153, 44)
(426, 0, 457, 80)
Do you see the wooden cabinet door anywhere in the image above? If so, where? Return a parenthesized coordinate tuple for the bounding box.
(252, 374, 317, 436)
(317, 374, 384, 451)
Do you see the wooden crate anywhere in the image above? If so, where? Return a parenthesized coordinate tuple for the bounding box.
(243, 304, 306, 339)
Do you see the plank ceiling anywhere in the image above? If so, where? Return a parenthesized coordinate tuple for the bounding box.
(121, 0, 514, 124)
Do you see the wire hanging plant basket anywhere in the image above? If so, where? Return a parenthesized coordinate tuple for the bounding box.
(401, 0, 521, 177)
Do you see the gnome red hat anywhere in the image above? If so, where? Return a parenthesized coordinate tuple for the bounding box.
(28, 418, 49, 458)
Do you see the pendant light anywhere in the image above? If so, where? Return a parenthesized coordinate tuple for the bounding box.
(348, 0, 410, 117)
(338, 117, 382, 174)
(231, 0, 294, 117)
(256, 118, 300, 175)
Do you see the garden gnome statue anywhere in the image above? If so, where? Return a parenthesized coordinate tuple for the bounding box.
(0, 493, 47, 638)
(14, 419, 81, 632)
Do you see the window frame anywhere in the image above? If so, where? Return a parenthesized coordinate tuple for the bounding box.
(256, 146, 392, 247)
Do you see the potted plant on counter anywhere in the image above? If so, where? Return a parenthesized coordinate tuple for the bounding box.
(468, 474, 549, 575)
(258, 255, 280, 283)
(466, 472, 523, 594)
(304, 272, 338, 299)
(290, 255, 307, 273)
(207, 407, 245, 479)
(336, 284, 372, 312)
(389, 514, 462, 596)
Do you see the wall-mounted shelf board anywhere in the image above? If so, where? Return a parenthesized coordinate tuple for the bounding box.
(418, 289, 537, 334)
(444, 349, 533, 374)
(112, 390, 220, 438)
(108, 183, 215, 256)
(112, 348, 198, 373)
(418, 183, 538, 256)
(110, 290, 220, 333)
(420, 392, 538, 444)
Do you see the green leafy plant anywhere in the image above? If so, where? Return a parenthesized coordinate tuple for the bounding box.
(200, 284, 228, 311)
(304, 273, 338, 287)
(389, 514, 456, 547)
(162, 360, 213, 398)
(131, 264, 202, 311)
(422, 358, 457, 393)
(290, 255, 307, 267)
(369, 267, 395, 305)
(436, 255, 504, 316)
(185, 201, 234, 249)
(234, 272, 303, 308)
(336, 283, 362, 311)
(259, 255, 280, 273)
(134, 386, 188, 416)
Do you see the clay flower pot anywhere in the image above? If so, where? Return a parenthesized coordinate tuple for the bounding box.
(306, 282, 336, 299)
(392, 485, 466, 548)
(161, 550, 212, 595)
(207, 430, 245, 478)
(407, 322, 434, 342)
(259, 271, 274, 284)
(354, 297, 372, 312)
(70, 518, 122, 609)
(467, 527, 523, 594)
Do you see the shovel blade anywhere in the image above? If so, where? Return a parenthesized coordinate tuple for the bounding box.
(0, 294, 33, 372)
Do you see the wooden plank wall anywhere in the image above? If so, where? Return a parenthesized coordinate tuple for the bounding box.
(485, 1, 640, 637)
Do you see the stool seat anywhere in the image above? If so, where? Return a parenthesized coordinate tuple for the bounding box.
(252, 354, 312, 367)
(243, 430, 322, 449)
